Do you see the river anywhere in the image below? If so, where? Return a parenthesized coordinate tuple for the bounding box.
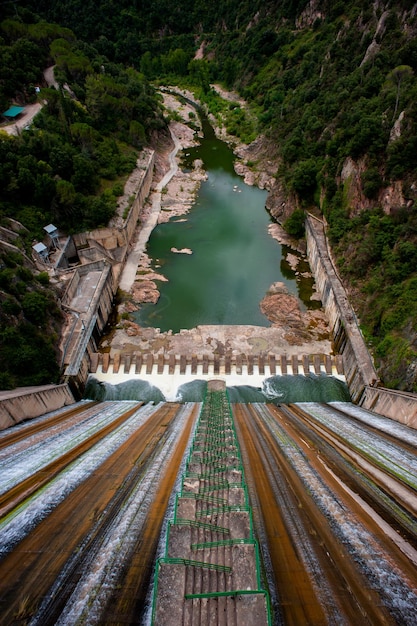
(134, 116, 316, 333)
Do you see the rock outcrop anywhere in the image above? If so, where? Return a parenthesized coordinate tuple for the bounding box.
(260, 282, 330, 345)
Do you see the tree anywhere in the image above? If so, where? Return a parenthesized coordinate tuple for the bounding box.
(387, 65, 413, 121)
(284, 208, 305, 237)
(129, 120, 146, 148)
(290, 158, 319, 200)
(21, 291, 49, 325)
(188, 59, 211, 94)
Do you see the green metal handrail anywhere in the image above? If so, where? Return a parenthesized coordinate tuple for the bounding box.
(172, 518, 230, 534)
(151, 388, 271, 626)
(157, 556, 232, 573)
(191, 537, 256, 550)
(195, 504, 250, 518)
(198, 481, 243, 493)
(179, 492, 228, 505)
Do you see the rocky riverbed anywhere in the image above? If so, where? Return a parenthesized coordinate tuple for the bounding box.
(102, 89, 332, 360)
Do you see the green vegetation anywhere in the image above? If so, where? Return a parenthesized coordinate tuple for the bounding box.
(284, 209, 305, 239)
(0, 11, 165, 388)
(0, 21, 165, 235)
(0, 249, 62, 388)
(2, 1, 417, 389)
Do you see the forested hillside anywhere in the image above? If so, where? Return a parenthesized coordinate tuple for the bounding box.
(2, 0, 417, 390)
(0, 9, 166, 388)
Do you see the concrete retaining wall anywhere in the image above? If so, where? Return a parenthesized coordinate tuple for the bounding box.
(361, 386, 417, 429)
(306, 215, 379, 403)
(124, 150, 155, 244)
(306, 214, 417, 427)
(61, 260, 115, 394)
(0, 384, 75, 431)
(72, 151, 155, 258)
(62, 152, 155, 396)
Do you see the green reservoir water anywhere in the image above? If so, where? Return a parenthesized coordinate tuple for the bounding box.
(135, 119, 313, 333)
(88, 118, 351, 403)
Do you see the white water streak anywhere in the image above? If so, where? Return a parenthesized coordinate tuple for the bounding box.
(260, 404, 417, 623)
(0, 401, 140, 494)
(53, 404, 196, 626)
(141, 404, 200, 625)
(0, 403, 157, 554)
(298, 402, 417, 488)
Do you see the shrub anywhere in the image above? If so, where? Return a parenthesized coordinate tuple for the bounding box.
(36, 272, 50, 285)
(2, 297, 21, 316)
(21, 291, 48, 326)
(361, 167, 382, 199)
(284, 209, 305, 238)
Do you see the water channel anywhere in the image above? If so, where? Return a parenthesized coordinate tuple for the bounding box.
(134, 117, 317, 333)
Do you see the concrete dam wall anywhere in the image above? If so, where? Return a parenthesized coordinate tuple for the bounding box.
(305, 215, 379, 403)
(306, 214, 417, 427)
(0, 384, 75, 431)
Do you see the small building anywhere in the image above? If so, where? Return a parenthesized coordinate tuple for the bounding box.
(33, 242, 49, 263)
(2, 106, 25, 121)
(44, 223, 60, 249)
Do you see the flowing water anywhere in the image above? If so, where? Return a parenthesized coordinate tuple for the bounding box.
(84, 375, 351, 404)
(134, 117, 318, 332)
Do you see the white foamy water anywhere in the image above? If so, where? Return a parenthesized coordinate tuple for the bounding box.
(0, 401, 141, 495)
(142, 405, 200, 625)
(259, 403, 417, 623)
(298, 402, 417, 489)
(329, 401, 417, 446)
(0, 402, 157, 555)
(91, 370, 268, 401)
(47, 404, 196, 626)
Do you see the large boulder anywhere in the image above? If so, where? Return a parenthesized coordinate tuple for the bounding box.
(260, 282, 303, 327)
(131, 280, 160, 304)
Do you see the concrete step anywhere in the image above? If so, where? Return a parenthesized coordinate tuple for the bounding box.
(183, 592, 267, 626)
(152, 387, 270, 625)
(153, 562, 186, 625)
(236, 593, 270, 625)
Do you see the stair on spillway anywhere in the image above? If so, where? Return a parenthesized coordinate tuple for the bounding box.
(151, 381, 270, 625)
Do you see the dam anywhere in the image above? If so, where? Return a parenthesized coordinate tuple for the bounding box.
(1, 215, 417, 625)
(1, 382, 417, 624)
(1, 104, 417, 623)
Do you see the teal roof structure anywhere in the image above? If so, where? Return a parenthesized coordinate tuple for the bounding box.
(2, 106, 25, 118)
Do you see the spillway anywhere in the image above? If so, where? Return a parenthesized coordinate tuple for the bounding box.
(0, 389, 416, 624)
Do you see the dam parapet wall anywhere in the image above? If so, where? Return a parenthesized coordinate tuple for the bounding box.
(360, 385, 417, 429)
(0, 384, 75, 431)
(306, 214, 379, 403)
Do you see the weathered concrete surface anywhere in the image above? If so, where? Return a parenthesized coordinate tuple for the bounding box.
(306, 214, 379, 402)
(119, 128, 180, 293)
(305, 214, 417, 427)
(105, 323, 333, 362)
(153, 387, 270, 624)
(361, 385, 417, 429)
(0, 384, 75, 430)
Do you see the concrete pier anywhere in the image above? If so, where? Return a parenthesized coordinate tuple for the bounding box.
(90, 351, 344, 379)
